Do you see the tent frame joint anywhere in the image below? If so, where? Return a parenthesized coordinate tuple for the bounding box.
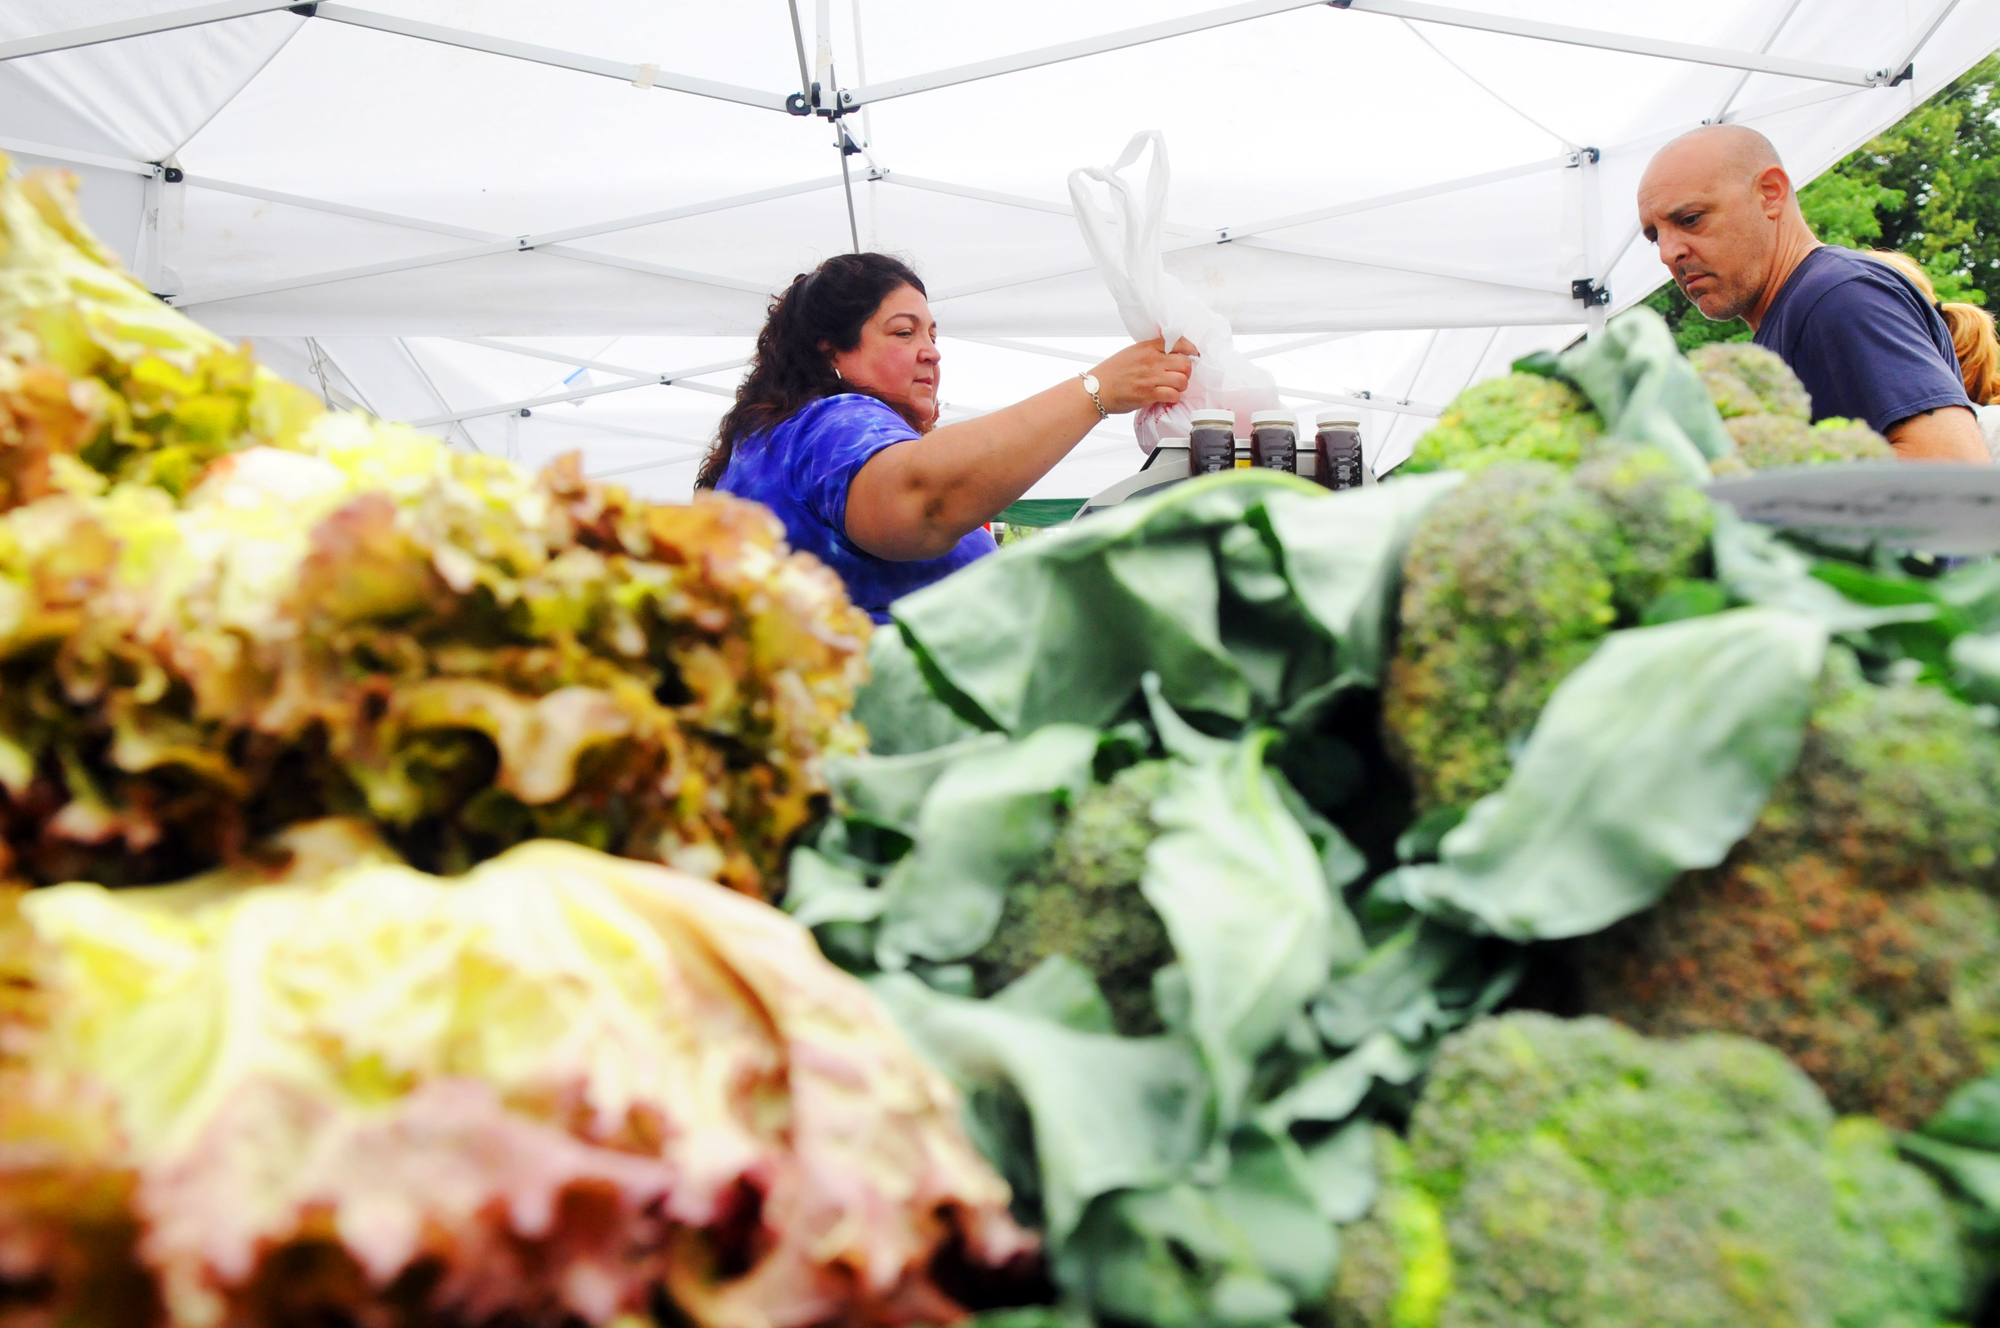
(288, 3, 317, 16)
(1566, 147, 1600, 168)
(1572, 278, 1611, 308)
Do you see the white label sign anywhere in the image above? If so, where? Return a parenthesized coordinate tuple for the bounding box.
(1705, 463, 2000, 555)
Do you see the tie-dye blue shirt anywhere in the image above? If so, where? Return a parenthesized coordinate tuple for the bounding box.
(715, 394, 996, 623)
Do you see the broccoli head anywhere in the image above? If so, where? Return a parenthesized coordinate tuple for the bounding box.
(1404, 374, 1604, 474)
(1571, 444, 1715, 618)
(970, 760, 1176, 1036)
(1325, 1012, 1968, 1328)
(1689, 342, 1812, 421)
(1383, 454, 1711, 811)
(1802, 417, 1896, 462)
(1576, 652, 2000, 1126)
(1723, 413, 1895, 468)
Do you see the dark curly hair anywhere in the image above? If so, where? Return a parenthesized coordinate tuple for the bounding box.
(697, 253, 928, 489)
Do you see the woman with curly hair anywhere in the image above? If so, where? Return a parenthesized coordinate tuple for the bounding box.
(699, 253, 1192, 620)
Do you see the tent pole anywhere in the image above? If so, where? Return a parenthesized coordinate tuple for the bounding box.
(446, 339, 748, 386)
(786, 0, 812, 100)
(309, 5, 790, 112)
(135, 168, 165, 291)
(0, 135, 151, 175)
(1580, 149, 1606, 339)
(1708, 0, 1807, 124)
(1889, 0, 1962, 80)
(838, 135, 862, 253)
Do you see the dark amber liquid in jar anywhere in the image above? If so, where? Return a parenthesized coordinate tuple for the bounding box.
(1250, 424, 1297, 472)
(1315, 425, 1364, 490)
(1189, 424, 1236, 475)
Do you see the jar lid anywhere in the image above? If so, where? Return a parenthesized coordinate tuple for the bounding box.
(1316, 412, 1361, 428)
(1188, 408, 1236, 427)
(1249, 410, 1295, 427)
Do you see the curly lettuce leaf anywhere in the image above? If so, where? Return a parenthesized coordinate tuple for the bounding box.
(14, 834, 1029, 1328)
(0, 422, 870, 895)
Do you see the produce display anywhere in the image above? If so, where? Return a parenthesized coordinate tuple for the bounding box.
(0, 159, 868, 898)
(1577, 653, 2000, 1126)
(0, 161, 1023, 1328)
(1399, 373, 1603, 474)
(9, 152, 2000, 1328)
(1382, 445, 1714, 810)
(1329, 1014, 1964, 1326)
(0, 827, 1028, 1328)
(798, 308, 2000, 1327)
(1692, 342, 1896, 470)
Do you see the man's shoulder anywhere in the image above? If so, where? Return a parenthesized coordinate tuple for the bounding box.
(1781, 247, 1925, 319)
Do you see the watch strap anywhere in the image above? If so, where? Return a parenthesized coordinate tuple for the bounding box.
(1079, 373, 1107, 418)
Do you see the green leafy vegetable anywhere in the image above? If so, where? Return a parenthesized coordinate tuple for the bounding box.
(1142, 731, 1360, 1124)
(1393, 609, 1825, 940)
(1401, 374, 1604, 475)
(1554, 305, 1732, 477)
(1689, 342, 1812, 421)
(1575, 650, 2000, 1126)
(874, 724, 1099, 968)
(1327, 1013, 1968, 1327)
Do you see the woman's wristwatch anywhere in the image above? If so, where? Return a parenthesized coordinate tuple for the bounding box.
(1079, 373, 1107, 418)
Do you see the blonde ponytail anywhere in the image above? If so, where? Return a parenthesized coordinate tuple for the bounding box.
(1941, 301, 1999, 405)
(1867, 250, 2000, 405)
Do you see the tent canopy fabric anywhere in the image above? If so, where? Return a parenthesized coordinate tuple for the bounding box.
(3, 0, 1994, 500)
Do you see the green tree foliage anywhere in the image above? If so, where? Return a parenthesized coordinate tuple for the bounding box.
(1642, 54, 2000, 352)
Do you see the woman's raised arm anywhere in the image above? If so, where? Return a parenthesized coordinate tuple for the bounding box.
(844, 338, 1194, 561)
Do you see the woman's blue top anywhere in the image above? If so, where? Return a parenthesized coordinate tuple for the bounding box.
(715, 394, 996, 623)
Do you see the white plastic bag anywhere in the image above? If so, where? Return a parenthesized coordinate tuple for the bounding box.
(1068, 131, 1280, 453)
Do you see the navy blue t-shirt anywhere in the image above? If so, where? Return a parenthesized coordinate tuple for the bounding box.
(1753, 245, 1972, 433)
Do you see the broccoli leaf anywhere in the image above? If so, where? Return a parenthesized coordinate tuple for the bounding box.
(1296, 1118, 1379, 1224)
(1061, 1186, 1297, 1328)
(852, 625, 987, 754)
(892, 474, 1310, 734)
(1395, 608, 1826, 940)
(1940, 559, 2000, 632)
(992, 954, 1117, 1035)
(874, 724, 1100, 968)
(781, 847, 884, 929)
(1309, 918, 1519, 1049)
(1254, 1032, 1423, 1133)
(1557, 306, 1732, 478)
(1259, 474, 1464, 692)
(1955, 632, 2000, 703)
(1143, 733, 1364, 1124)
(825, 733, 1006, 837)
(873, 974, 1209, 1243)
(1904, 1072, 2000, 1211)
(1140, 670, 1235, 763)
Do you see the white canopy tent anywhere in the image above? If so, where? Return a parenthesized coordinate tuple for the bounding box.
(3, 0, 1995, 501)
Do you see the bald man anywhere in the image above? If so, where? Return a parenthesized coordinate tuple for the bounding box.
(1638, 125, 1989, 463)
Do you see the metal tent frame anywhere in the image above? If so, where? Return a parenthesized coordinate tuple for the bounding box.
(0, 0, 1981, 484)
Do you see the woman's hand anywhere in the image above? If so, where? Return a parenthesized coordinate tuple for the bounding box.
(1089, 338, 1197, 414)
